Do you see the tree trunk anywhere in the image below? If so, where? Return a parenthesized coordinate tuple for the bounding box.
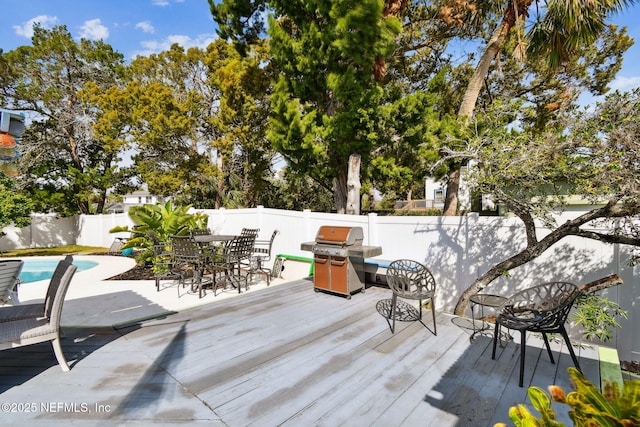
(215, 149, 224, 209)
(453, 200, 633, 316)
(334, 171, 348, 214)
(77, 201, 89, 214)
(442, 168, 460, 216)
(96, 190, 106, 214)
(444, 1, 531, 215)
(373, 0, 409, 81)
(369, 187, 376, 211)
(454, 247, 535, 316)
(457, 20, 512, 119)
(346, 154, 361, 215)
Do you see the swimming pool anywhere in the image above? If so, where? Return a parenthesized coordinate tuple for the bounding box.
(19, 259, 99, 283)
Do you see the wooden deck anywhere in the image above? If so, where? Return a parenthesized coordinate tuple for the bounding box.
(0, 279, 602, 426)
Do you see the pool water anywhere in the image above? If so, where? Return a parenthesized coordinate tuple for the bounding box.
(19, 259, 98, 283)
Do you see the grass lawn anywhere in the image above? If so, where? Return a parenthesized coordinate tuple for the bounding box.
(0, 245, 109, 258)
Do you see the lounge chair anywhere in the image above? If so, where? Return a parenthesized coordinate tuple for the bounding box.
(0, 260, 24, 305)
(0, 256, 73, 323)
(108, 236, 129, 254)
(0, 258, 77, 371)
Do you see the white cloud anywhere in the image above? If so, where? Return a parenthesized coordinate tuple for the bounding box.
(135, 21, 155, 34)
(79, 19, 110, 40)
(133, 33, 217, 57)
(13, 15, 59, 38)
(610, 76, 640, 93)
(151, 0, 185, 6)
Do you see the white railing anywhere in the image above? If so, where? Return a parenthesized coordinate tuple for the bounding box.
(0, 206, 637, 361)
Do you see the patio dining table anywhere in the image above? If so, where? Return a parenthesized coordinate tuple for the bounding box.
(192, 234, 238, 245)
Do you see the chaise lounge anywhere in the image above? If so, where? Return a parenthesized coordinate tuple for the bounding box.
(0, 256, 77, 371)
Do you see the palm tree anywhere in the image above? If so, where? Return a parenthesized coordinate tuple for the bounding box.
(441, 0, 637, 216)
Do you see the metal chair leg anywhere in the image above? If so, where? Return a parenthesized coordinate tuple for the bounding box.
(542, 333, 555, 364)
(519, 330, 526, 387)
(491, 322, 500, 359)
(431, 296, 437, 336)
(560, 326, 581, 372)
(390, 294, 397, 333)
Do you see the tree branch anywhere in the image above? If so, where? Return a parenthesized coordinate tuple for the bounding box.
(571, 229, 640, 247)
(578, 274, 623, 294)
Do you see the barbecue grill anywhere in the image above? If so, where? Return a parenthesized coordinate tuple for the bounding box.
(301, 226, 382, 299)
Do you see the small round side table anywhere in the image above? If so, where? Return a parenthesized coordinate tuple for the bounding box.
(469, 294, 506, 340)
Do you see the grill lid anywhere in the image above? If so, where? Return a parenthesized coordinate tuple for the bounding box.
(315, 226, 364, 246)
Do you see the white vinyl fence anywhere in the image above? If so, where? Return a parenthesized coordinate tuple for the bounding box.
(1, 206, 637, 362)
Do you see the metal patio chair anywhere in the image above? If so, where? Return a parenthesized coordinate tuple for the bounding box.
(491, 281, 582, 387)
(386, 259, 437, 335)
(240, 228, 260, 238)
(190, 228, 212, 237)
(170, 235, 212, 298)
(152, 242, 183, 293)
(248, 229, 279, 286)
(210, 234, 255, 294)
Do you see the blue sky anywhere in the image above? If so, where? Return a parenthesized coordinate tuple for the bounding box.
(0, 0, 219, 59)
(1, 0, 639, 96)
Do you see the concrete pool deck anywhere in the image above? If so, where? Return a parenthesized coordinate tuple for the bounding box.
(14, 255, 312, 327)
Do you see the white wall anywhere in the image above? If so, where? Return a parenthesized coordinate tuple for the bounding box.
(0, 214, 77, 249)
(1, 207, 637, 362)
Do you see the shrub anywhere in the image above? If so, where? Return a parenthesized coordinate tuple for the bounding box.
(109, 201, 208, 264)
(495, 367, 640, 427)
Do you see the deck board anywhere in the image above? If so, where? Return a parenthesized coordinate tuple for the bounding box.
(0, 278, 603, 426)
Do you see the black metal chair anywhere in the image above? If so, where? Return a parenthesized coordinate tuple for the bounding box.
(210, 235, 255, 294)
(190, 228, 212, 239)
(386, 259, 437, 335)
(240, 228, 260, 238)
(491, 281, 582, 387)
(170, 235, 212, 298)
(248, 229, 279, 285)
(152, 242, 182, 293)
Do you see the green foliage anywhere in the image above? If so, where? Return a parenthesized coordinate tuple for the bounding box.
(125, 45, 217, 207)
(260, 168, 334, 212)
(1, 25, 128, 215)
(392, 208, 443, 217)
(573, 293, 628, 342)
(121, 40, 275, 210)
(109, 201, 208, 264)
(498, 367, 640, 427)
(504, 386, 563, 427)
(0, 179, 33, 235)
(370, 90, 446, 199)
(208, 39, 276, 209)
(262, 0, 403, 212)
